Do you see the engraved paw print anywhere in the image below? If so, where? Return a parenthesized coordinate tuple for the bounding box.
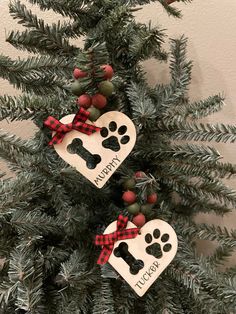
(100, 121, 130, 152)
(145, 229, 172, 259)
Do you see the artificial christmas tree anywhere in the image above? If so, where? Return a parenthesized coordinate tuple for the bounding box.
(0, 0, 236, 313)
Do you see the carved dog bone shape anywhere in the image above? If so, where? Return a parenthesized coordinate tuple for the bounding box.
(114, 242, 144, 275)
(67, 138, 101, 169)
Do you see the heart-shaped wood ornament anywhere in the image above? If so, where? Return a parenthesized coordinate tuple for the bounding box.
(53, 111, 136, 188)
(104, 219, 178, 296)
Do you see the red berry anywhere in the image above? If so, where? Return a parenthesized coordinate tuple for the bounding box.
(92, 94, 107, 109)
(135, 171, 145, 179)
(101, 64, 114, 80)
(122, 190, 136, 204)
(73, 68, 87, 79)
(132, 213, 146, 228)
(76, 94, 91, 109)
(147, 193, 158, 204)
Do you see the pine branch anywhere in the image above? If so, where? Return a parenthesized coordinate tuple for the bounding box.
(135, 142, 222, 164)
(0, 94, 76, 121)
(113, 283, 137, 313)
(0, 55, 68, 94)
(0, 131, 53, 177)
(208, 245, 235, 267)
(0, 229, 17, 258)
(157, 120, 236, 143)
(9, 0, 84, 38)
(121, 0, 189, 5)
(170, 36, 192, 81)
(92, 277, 115, 314)
(48, 182, 76, 218)
(161, 174, 236, 207)
(159, 159, 236, 181)
(27, 0, 92, 19)
(176, 283, 211, 314)
(167, 236, 202, 295)
(0, 54, 72, 75)
(59, 251, 98, 290)
(59, 166, 112, 207)
(129, 22, 166, 61)
(167, 264, 201, 296)
(0, 172, 46, 212)
(171, 240, 236, 311)
(156, 160, 236, 214)
(10, 210, 61, 236)
(127, 82, 157, 126)
(42, 286, 61, 314)
(0, 130, 41, 168)
(158, 0, 183, 17)
(150, 37, 192, 114)
(145, 278, 186, 314)
(0, 95, 72, 121)
(0, 171, 6, 179)
(174, 193, 233, 216)
(0, 94, 41, 121)
(9, 247, 45, 312)
(225, 266, 236, 278)
(24, 0, 96, 35)
(43, 247, 71, 275)
(0, 281, 18, 306)
(7, 28, 77, 57)
(152, 47, 169, 62)
(45, 172, 102, 238)
(176, 218, 236, 254)
(183, 223, 236, 248)
(189, 95, 225, 120)
(163, 94, 225, 121)
(92, 5, 133, 42)
(196, 260, 236, 309)
(166, 0, 193, 4)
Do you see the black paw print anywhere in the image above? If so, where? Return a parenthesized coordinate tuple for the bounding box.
(145, 229, 172, 259)
(100, 121, 130, 152)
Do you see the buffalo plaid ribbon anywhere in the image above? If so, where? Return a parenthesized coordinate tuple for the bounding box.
(44, 107, 101, 146)
(95, 215, 139, 265)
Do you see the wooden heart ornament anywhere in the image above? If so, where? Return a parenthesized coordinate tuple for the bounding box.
(53, 111, 136, 188)
(104, 219, 178, 296)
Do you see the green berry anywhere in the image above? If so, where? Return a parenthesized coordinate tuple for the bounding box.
(98, 81, 114, 97)
(126, 203, 140, 215)
(123, 178, 136, 190)
(87, 107, 101, 121)
(141, 204, 152, 215)
(71, 81, 84, 96)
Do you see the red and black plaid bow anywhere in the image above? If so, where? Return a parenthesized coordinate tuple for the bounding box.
(95, 215, 139, 265)
(44, 107, 101, 146)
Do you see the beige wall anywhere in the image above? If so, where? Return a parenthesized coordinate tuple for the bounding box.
(0, 0, 236, 262)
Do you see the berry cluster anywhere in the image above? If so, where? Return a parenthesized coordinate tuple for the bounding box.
(122, 171, 158, 228)
(71, 64, 114, 121)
